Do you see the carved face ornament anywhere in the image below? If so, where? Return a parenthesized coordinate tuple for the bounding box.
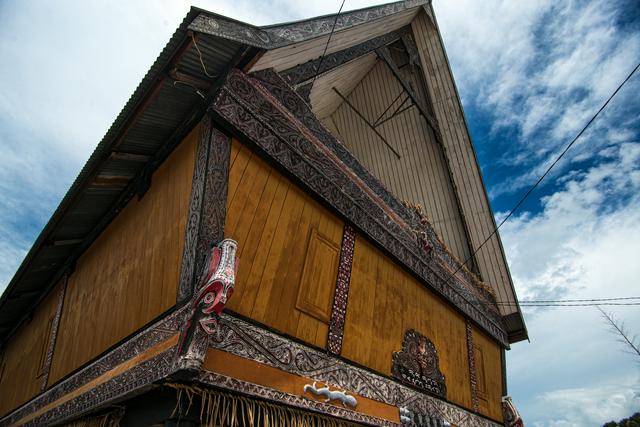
(194, 239, 239, 334)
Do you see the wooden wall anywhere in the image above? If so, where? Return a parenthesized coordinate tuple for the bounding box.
(0, 279, 63, 416)
(473, 326, 504, 421)
(224, 139, 344, 349)
(326, 57, 474, 268)
(47, 124, 198, 385)
(411, 11, 517, 314)
(224, 140, 504, 421)
(341, 236, 474, 410)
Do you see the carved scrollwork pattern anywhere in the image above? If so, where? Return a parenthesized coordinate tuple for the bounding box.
(207, 314, 500, 427)
(188, 1, 427, 49)
(211, 68, 508, 346)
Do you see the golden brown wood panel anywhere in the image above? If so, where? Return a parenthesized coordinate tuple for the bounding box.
(224, 139, 343, 349)
(47, 124, 199, 385)
(0, 280, 62, 416)
(341, 236, 473, 410)
(472, 327, 504, 422)
(411, 11, 517, 313)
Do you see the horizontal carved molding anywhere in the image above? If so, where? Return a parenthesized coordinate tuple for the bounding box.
(206, 313, 501, 427)
(188, 0, 426, 49)
(210, 68, 508, 346)
(0, 307, 185, 426)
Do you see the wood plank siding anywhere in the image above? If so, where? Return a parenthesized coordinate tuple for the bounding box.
(46, 125, 198, 385)
(342, 235, 482, 413)
(224, 139, 344, 349)
(411, 10, 517, 315)
(325, 58, 474, 267)
(472, 326, 504, 421)
(0, 279, 63, 416)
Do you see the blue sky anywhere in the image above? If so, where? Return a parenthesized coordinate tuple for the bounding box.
(1, 1, 639, 426)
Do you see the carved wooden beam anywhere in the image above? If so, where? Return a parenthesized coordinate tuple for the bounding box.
(210, 69, 509, 346)
(332, 87, 401, 159)
(280, 28, 408, 86)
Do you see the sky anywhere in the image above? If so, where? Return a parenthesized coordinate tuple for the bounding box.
(0, 0, 639, 426)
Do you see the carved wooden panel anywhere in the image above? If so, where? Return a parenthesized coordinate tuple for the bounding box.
(295, 228, 340, 323)
(392, 329, 446, 399)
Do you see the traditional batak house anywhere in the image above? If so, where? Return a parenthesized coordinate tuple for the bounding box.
(0, 1, 527, 426)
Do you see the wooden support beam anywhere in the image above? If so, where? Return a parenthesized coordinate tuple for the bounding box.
(332, 87, 401, 159)
(375, 46, 440, 136)
(280, 28, 409, 86)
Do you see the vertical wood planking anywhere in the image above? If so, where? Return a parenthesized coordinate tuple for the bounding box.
(0, 280, 63, 416)
(472, 326, 504, 422)
(224, 139, 344, 349)
(47, 125, 197, 385)
(342, 235, 475, 412)
(411, 11, 516, 311)
(326, 60, 473, 266)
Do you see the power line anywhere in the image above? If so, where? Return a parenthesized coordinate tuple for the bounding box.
(310, 0, 346, 88)
(441, 60, 640, 294)
(496, 296, 640, 304)
(517, 302, 640, 307)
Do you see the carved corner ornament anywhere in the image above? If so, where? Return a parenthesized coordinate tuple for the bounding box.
(502, 396, 525, 427)
(175, 238, 239, 373)
(392, 329, 446, 399)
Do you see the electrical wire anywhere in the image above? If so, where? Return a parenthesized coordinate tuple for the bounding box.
(496, 296, 640, 304)
(513, 302, 640, 307)
(191, 33, 217, 79)
(441, 60, 640, 292)
(310, 0, 346, 88)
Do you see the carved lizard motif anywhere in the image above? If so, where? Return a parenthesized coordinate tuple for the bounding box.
(303, 382, 358, 408)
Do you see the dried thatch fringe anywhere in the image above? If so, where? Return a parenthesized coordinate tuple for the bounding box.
(63, 407, 124, 427)
(168, 383, 364, 427)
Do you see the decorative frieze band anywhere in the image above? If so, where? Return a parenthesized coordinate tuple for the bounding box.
(210, 68, 508, 346)
(199, 372, 396, 427)
(209, 313, 500, 427)
(0, 307, 185, 427)
(188, 0, 426, 49)
(327, 224, 356, 355)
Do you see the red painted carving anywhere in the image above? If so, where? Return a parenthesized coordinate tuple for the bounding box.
(502, 396, 525, 427)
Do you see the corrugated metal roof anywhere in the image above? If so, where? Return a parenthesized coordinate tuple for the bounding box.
(0, 8, 245, 343)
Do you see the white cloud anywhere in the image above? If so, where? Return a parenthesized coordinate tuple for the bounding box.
(435, 0, 640, 197)
(501, 142, 640, 425)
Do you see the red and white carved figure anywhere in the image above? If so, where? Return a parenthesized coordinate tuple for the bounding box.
(194, 238, 239, 334)
(501, 396, 524, 427)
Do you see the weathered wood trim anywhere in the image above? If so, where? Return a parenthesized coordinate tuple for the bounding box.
(280, 29, 408, 86)
(209, 68, 508, 346)
(193, 124, 231, 290)
(204, 312, 501, 427)
(327, 224, 356, 355)
(0, 308, 185, 427)
(177, 125, 209, 304)
(177, 117, 232, 305)
(39, 276, 68, 392)
(188, 0, 426, 49)
(466, 319, 480, 413)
